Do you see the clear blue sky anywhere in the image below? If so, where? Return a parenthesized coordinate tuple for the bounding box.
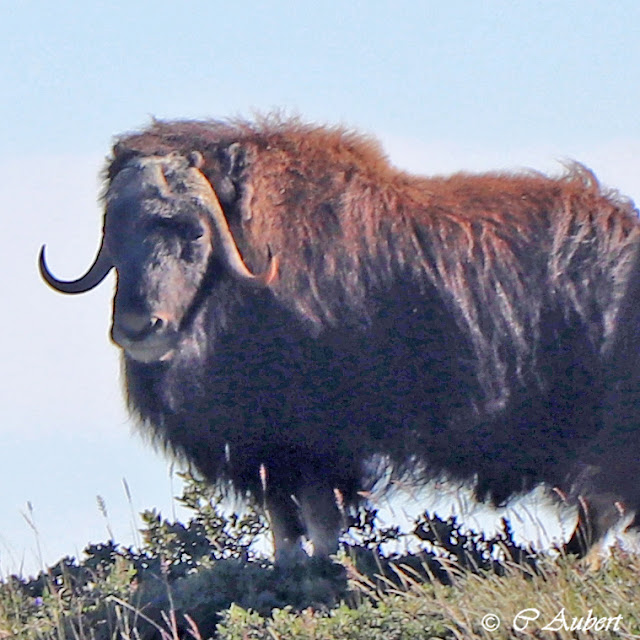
(2, 0, 640, 576)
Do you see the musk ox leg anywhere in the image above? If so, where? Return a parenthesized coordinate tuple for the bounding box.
(566, 496, 638, 570)
(298, 484, 343, 558)
(564, 484, 635, 559)
(564, 433, 640, 563)
(264, 489, 307, 565)
(264, 484, 343, 564)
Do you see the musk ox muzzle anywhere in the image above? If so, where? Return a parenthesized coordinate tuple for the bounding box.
(111, 309, 179, 364)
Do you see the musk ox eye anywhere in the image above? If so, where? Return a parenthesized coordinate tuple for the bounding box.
(181, 223, 204, 242)
(155, 217, 204, 242)
(173, 217, 205, 242)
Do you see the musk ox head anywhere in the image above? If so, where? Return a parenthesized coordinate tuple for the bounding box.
(40, 151, 277, 363)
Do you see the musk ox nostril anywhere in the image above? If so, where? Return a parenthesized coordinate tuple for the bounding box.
(116, 311, 171, 341)
(150, 314, 168, 334)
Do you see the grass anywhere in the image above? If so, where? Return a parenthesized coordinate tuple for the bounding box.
(2, 473, 639, 639)
(218, 552, 640, 640)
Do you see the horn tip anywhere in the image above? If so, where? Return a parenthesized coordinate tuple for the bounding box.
(265, 254, 279, 285)
(38, 244, 50, 275)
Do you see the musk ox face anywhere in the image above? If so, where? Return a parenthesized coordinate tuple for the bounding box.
(39, 150, 277, 363)
(106, 153, 216, 363)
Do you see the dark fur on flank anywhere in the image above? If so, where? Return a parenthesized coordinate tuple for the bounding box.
(50, 116, 640, 561)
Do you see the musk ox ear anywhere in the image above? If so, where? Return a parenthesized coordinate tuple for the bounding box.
(225, 142, 245, 178)
(108, 144, 144, 180)
(188, 150, 205, 169)
(209, 142, 247, 207)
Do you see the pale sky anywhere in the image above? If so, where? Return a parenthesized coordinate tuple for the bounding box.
(2, 0, 640, 576)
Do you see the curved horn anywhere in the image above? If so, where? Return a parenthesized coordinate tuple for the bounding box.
(190, 157, 277, 287)
(39, 239, 113, 294)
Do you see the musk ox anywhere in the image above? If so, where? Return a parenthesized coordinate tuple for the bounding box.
(40, 117, 640, 563)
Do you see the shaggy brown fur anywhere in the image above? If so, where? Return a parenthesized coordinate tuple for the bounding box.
(47, 116, 640, 561)
(115, 118, 639, 403)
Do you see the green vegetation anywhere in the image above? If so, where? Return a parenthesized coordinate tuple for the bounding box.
(2, 473, 639, 639)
